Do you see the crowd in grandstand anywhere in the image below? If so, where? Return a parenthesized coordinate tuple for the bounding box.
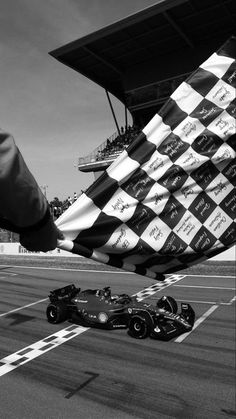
(96, 124, 140, 161)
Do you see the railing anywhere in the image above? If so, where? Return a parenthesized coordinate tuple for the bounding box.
(78, 130, 120, 166)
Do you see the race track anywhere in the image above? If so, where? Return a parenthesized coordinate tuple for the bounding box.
(0, 257, 235, 419)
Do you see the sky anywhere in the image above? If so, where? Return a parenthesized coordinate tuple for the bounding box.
(0, 0, 157, 201)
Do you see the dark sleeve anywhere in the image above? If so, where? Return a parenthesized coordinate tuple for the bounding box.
(0, 129, 48, 231)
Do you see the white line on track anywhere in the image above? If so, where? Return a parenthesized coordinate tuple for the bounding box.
(227, 295, 236, 305)
(174, 285, 235, 290)
(177, 298, 236, 305)
(177, 299, 220, 305)
(175, 305, 219, 343)
(0, 265, 235, 278)
(0, 272, 17, 276)
(0, 265, 134, 274)
(0, 274, 185, 377)
(0, 299, 48, 317)
(181, 274, 235, 279)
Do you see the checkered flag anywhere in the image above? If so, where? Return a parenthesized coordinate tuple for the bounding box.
(57, 36, 235, 280)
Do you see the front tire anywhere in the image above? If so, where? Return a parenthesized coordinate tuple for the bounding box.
(46, 302, 68, 324)
(128, 315, 150, 339)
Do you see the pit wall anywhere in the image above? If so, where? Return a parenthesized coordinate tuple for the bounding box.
(0, 243, 235, 261)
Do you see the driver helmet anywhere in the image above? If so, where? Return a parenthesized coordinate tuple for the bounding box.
(103, 287, 111, 298)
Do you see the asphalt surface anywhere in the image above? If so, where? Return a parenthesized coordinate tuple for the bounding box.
(0, 259, 235, 419)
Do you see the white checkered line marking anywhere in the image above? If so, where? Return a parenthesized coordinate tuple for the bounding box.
(0, 324, 89, 377)
(134, 274, 186, 300)
(175, 304, 219, 343)
(0, 274, 185, 377)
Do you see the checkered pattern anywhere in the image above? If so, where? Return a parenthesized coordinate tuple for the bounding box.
(57, 36, 236, 280)
(0, 325, 88, 377)
(134, 274, 186, 300)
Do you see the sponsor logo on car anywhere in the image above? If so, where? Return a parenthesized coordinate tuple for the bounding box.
(112, 324, 127, 328)
(98, 312, 109, 323)
(74, 299, 88, 303)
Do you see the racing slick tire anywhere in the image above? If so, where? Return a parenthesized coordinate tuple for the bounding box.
(156, 296, 178, 314)
(46, 302, 68, 324)
(128, 315, 151, 339)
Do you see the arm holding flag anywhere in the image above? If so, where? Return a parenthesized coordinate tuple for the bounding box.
(0, 129, 62, 251)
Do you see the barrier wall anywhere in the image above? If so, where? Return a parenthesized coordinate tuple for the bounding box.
(0, 243, 78, 257)
(0, 243, 235, 261)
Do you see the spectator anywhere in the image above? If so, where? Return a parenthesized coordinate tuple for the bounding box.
(67, 196, 73, 206)
(53, 206, 62, 219)
(96, 150, 102, 160)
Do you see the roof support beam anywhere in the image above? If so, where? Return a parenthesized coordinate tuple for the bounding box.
(105, 90, 121, 136)
(163, 11, 194, 48)
(83, 46, 122, 76)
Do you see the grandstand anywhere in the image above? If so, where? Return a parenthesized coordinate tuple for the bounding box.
(50, 0, 235, 178)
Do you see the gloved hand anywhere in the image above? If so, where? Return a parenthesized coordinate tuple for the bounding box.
(20, 209, 64, 252)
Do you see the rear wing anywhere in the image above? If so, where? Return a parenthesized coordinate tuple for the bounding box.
(48, 284, 80, 302)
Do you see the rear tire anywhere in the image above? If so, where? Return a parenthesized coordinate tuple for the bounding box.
(156, 296, 178, 314)
(128, 315, 150, 339)
(46, 302, 68, 324)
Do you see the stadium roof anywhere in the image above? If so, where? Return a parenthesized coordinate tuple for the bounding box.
(50, 0, 235, 103)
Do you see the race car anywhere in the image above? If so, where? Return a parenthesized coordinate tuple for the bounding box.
(46, 284, 195, 340)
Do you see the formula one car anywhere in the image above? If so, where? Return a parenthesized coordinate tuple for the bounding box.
(46, 284, 195, 340)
